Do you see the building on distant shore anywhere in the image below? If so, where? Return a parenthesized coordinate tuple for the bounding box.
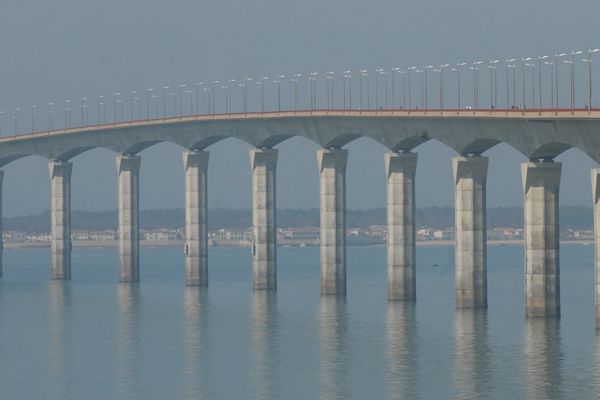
(26, 233, 51, 243)
(211, 228, 252, 242)
(89, 230, 116, 241)
(279, 227, 320, 241)
(3, 231, 26, 243)
(488, 227, 523, 240)
(144, 228, 182, 241)
(433, 229, 455, 241)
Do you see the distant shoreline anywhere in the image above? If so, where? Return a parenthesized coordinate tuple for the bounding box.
(3, 239, 594, 250)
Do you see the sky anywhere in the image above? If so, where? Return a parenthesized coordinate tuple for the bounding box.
(0, 0, 599, 216)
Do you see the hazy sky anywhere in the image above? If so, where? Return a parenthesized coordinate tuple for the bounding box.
(0, 0, 599, 216)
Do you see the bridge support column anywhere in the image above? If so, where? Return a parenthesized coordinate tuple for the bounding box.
(592, 169, 600, 328)
(251, 148, 278, 290)
(117, 155, 141, 283)
(453, 155, 488, 308)
(522, 161, 561, 318)
(0, 171, 4, 278)
(49, 161, 72, 280)
(183, 150, 209, 287)
(318, 148, 348, 295)
(385, 151, 418, 301)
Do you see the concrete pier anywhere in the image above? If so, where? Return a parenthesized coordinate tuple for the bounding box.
(49, 161, 72, 280)
(385, 151, 418, 301)
(117, 155, 141, 283)
(250, 148, 278, 290)
(522, 161, 561, 318)
(183, 150, 209, 286)
(318, 148, 348, 295)
(0, 171, 4, 278)
(453, 155, 489, 308)
(592, 169, 600, 328)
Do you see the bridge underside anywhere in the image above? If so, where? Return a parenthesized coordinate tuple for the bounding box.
(1, 111, 600, 324)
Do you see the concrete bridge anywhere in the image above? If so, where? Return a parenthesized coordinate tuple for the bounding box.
(2, 108, 600, 323)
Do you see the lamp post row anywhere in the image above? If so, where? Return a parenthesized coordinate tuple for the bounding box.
(2, 48, 599, 136)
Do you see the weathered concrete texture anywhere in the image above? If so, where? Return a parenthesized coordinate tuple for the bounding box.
(453, 156, 488, 308)
(385, 151, 418, 301)
(183, 150, 209, 287)
(318, 148, 348, 295)
(0, 171, 4, 278)
(250, 148, 278, 290)
(49, 161, 72, 280)
(592, 169, 600, 329)
(522, 161, 561, 318)
(117, 155, 141, 283)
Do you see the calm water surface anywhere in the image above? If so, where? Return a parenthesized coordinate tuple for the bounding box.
(0, 244, 598, 399)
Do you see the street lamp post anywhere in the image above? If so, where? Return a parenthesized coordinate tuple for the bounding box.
(326, 71, 334, 109)
(505, 59, 516, 109)
(151, 94, 158, 118)
(47, 102, 54, 131)
(195, 82, 203, 115)
(13, 108, 20, 134)
(525, 63, 535, 109)
(407, 67, 417, 110)
(543, 61, 555, 108)
(437, 64, 449, 110)
(162, 86, 169, 118)
(113, 92, 120, 123)
(566, 50, 583, 110)
(375, 68, 383, 109)
(583, 48, 600, 110)
(382, 70, 389, 109)
(228, 80, 235, 113)
(391, 68, 401, 108)
(488, 64, 497, 109)
(79, 98, 87, 127)
(242, 78, 252, 113)
(30, 105, 37, 132)
(276, 75, 285, 111)
(129, 91, 136, 122)
(415, 69, 424, 109)
(521, 57, 533, 108)
(178, 84, 187, 118)
(538, 56, 549, 109)
(257, 77, 269, 112)
(423, 65, 433, 110)
(169, 92, 176, 116)
(309, 73, 317, 110)
(64, 100, 71, 130)
(146, 89, 153, 120)
(203, 87, 211, 114)
(554, 53, 566, 109)
(453, 63, 466, 109)
(186, 90, 193, 115)
(344, 71, 352, 109)
(212, 81, 220, 115)
(291, 75, 300, 111)
(117, 99, 124, 122)
(0, 110, 3, 136)
(471, 61, 483, 109)
(359, 70, 368, 110)
(489, 60, 500, 108)
(221, 86, 228, 113)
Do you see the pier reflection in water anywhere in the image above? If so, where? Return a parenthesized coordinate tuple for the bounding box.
(319, 296, 350, 400)
(386, 303, 418, 399)
(117, 284, 142, 399)
(48, 281, 73, 400)
(183, 288, 211, 399)
(452, 309, 491, 400)
(522, 319, 563, 400)
(250, 291, 280, 400)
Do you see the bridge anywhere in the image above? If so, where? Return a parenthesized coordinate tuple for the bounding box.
(1, 106, 600, 325)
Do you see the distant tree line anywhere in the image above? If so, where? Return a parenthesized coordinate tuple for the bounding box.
(2, 206, 594, 233)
